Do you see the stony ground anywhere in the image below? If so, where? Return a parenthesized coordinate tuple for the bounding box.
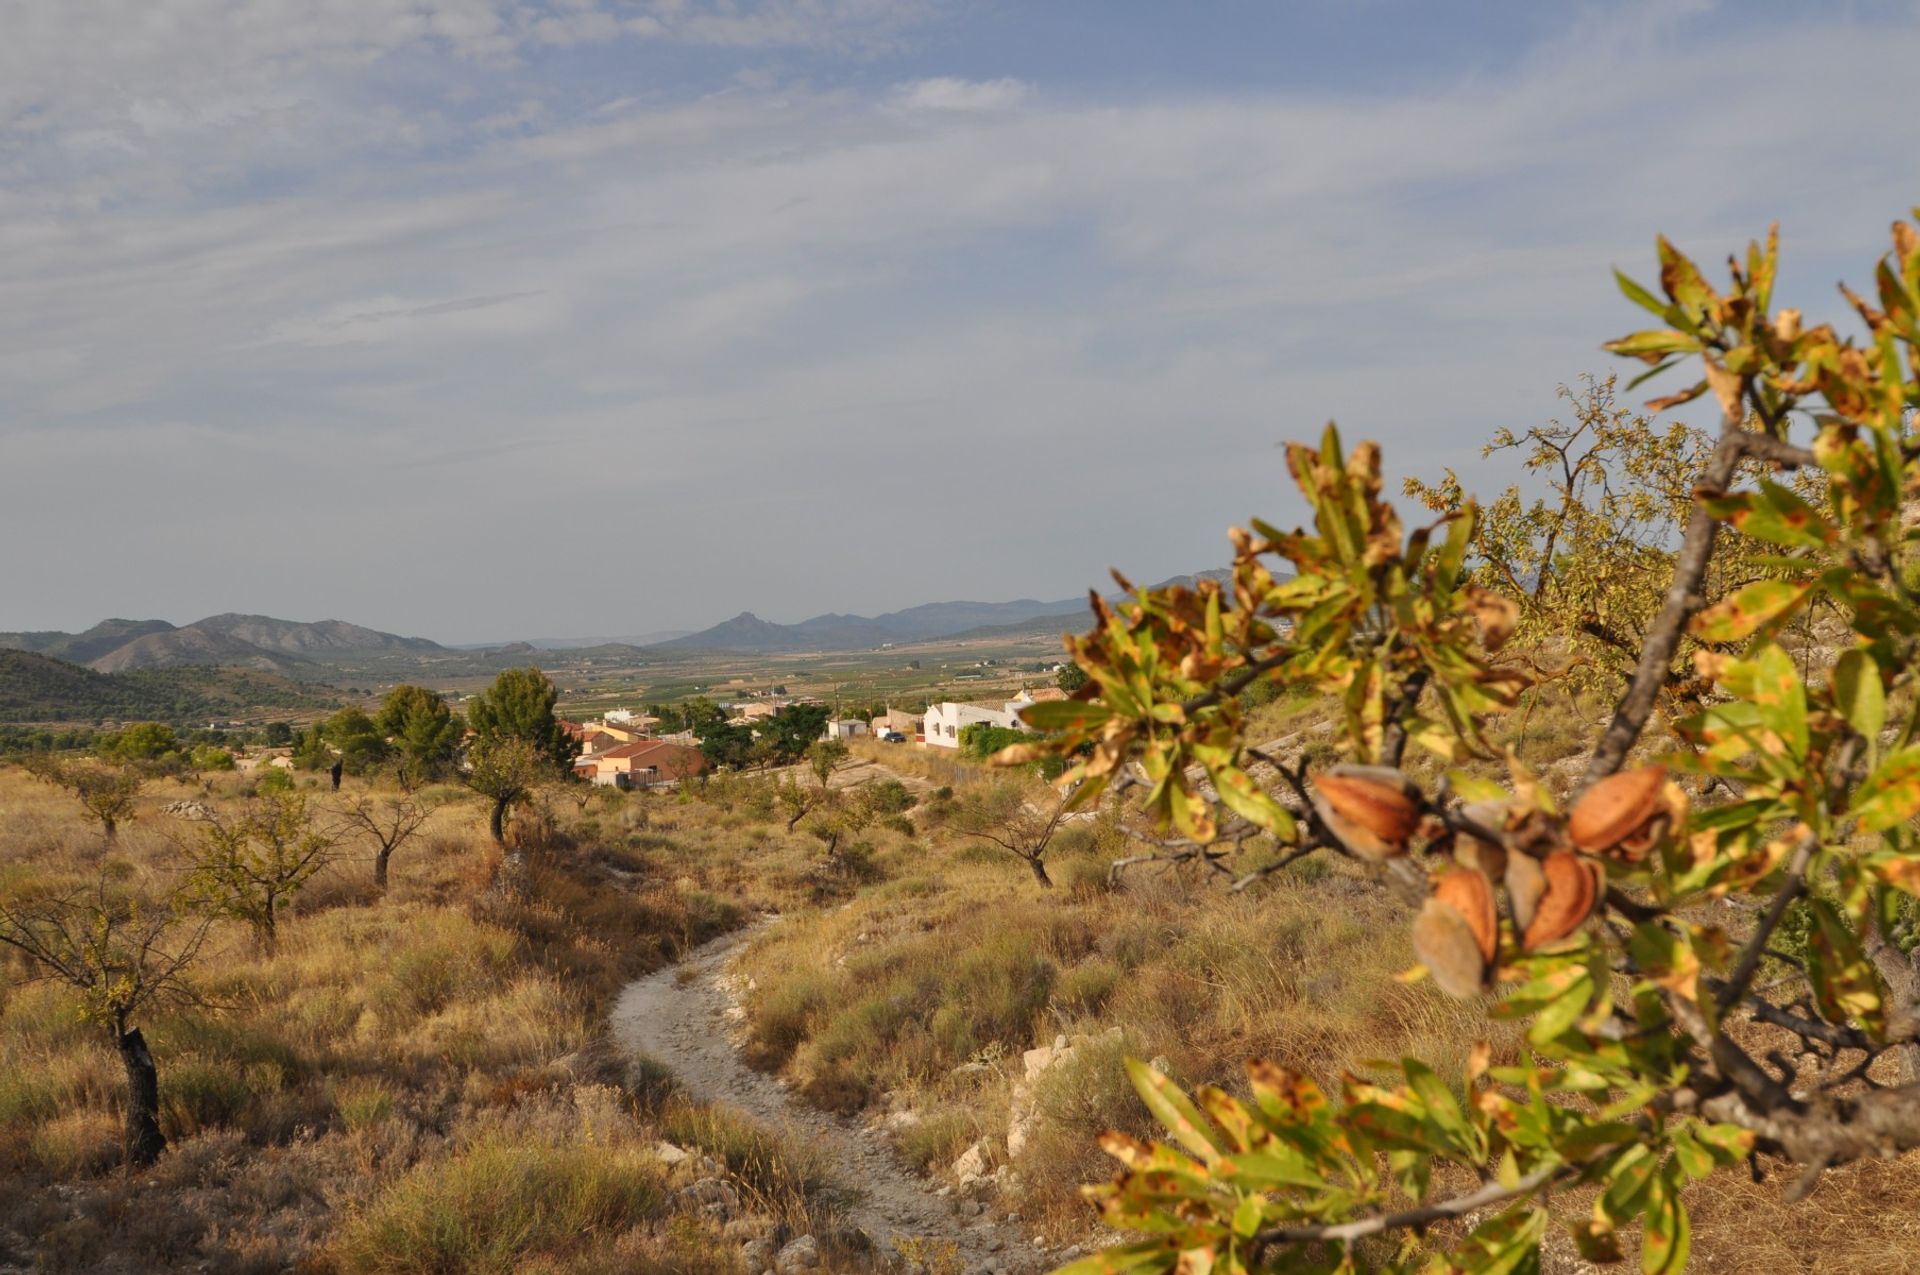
(611, 926, 1059, 1275)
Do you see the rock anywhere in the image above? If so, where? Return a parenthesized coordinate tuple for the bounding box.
(882, 1109, 923, 1132)
(952, 1142, 991, 1188)
(677, 1176, 741, 1221)
(653, 1140, 690, 1166)
(722, 1218, 768, 1243)
(774, 1234, 821, 1273)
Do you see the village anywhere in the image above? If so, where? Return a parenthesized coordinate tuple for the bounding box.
(556, 684, 1071, 789)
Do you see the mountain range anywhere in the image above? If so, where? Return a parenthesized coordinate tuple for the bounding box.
(651, 572, 1232, 653)
(0, 614, 445, 675)
(2, 572, 1235, 671)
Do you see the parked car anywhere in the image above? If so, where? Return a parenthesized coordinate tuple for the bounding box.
(881, 731, 907, 743)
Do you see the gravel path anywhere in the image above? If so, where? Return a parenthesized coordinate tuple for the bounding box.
(610, 926, 1049, 1274)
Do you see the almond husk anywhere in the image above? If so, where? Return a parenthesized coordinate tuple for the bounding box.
(1311, 766, 1421, 861)
(1432, 867, 1497, 965)
(1522, 850, 1605, 951)
(1413, 896, 1488, 998)
(1567, 765, 1668, 855)
(1505, 850, 1546, 935)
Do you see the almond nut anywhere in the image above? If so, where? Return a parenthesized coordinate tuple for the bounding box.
(1505, 850, 1546, 935)
(1413, 896, 1488, 998)
(1567, 765, 1668, 857)
(1521, 850, 1605, 951)
(1311, 766, 1421, 861)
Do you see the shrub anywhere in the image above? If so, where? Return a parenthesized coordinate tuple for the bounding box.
(331, 1133, 667, 1275)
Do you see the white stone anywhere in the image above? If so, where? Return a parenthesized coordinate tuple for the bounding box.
(952, 1142, 991, 1188)
(774, 1235, 821, 1273)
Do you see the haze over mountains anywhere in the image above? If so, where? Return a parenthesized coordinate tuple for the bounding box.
(3, 572, 1234, 671)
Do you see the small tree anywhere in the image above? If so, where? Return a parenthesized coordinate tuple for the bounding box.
(375, 685, 462, 783)
(764, 704, 830, 764)
(952, 781, 1068, 887)
(807, 739, 849, 791)
(321, 707, 389, 775)
(468, 667, 578, 767)
(97, 722, 183, 769)
(0, 877, 210, 1165)
(340, 791, 431, 891)
(21, 754, 145, 842)
(464, 735, 551, 846)
(185, 791, 336, 953)
(696, 717, 756, 771)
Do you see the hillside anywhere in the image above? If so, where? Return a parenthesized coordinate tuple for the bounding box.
(1, 613, 446, 674)
(0, 649, 329, 724)
(0, 618, 177, 665)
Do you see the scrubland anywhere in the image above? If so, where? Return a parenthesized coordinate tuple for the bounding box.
(0, 767, 830, 1274)
(3, 727, 1918, 1273)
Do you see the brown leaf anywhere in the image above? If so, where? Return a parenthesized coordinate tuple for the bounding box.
(1464, 587, 1520, 653)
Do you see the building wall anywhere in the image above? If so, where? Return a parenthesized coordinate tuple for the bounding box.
(922, 701, 1021, 748)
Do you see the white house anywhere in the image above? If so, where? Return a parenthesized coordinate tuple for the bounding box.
(923, 700, 1025, 748)
(821, 718, 871, 741)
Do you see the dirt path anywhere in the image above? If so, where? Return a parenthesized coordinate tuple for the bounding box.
(610, 926, 1048, 1275)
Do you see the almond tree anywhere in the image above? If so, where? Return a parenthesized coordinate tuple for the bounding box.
(340, 791, 431, 891)
(1019, 214, 1920, 1273)
(20, 754, 145, 842)
(0, 878, 210, 1165)
(185, 791, 336, 954)
(953, 781, 1070, 888)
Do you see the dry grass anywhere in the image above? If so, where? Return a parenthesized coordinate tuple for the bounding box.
(729, 806, 1494, 1235)
(0, 766, 821, 1273)
(8, 746, 1920, 1273)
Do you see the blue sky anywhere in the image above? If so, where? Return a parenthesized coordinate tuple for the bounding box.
(3, 0, 1917, 642)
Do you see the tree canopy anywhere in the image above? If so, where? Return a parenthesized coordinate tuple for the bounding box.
(467, 667, 577, 767)
(375, 684, 462, 781)
(1021, 213, 1920, 1273)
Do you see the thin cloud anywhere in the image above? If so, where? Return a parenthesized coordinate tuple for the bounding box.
(892, 76, 1030, 111)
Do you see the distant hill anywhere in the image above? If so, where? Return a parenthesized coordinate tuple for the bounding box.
(0, 618, 178, 665)
(655, 571, 1236, 654)
(0, 649, 330, 725)
(190, 613, 442, 657)
(2, 613, 447, 674)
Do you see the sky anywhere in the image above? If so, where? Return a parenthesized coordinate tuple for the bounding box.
(3, 0, 1918, 643)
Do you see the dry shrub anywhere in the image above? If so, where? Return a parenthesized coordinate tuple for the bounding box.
(332, 1131, 667, 1274)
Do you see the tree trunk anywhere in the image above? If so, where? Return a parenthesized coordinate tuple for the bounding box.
(374, 846, 392, 891)
(259, 899, 277, 956)
(1869, 933, 1920, 1085)
(101, 816, 117, 843)
(490, 797, 508, 845)
(1028, 857, 1054, 888)
(115, 1026, 167, 1167)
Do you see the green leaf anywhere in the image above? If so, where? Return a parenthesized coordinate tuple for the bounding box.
(1701, 482, 1837, 550)
(1851, 744, 1920, 831)
(1019, 700, 1113, 731)
(1833, 649, 1887, 746)
(1527, 969, 1596, 1046)
(1641, 1161, 1690, 1275)
(1051, 1239, 1178, 1275)
(1615, 268, 1672, 320)
(1748, 644, 1808, 760)
(1690, 578, 1812, 644)
(1125, 1057, 1223, 1166)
